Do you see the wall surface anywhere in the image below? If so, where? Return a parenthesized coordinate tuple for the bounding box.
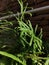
(0, 0, 19, 12)
(0, 0, 8, 11)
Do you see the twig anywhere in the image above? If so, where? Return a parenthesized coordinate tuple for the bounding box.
(0, 5, 49, 20)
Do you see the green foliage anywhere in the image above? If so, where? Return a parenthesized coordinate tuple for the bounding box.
(0, 0, 49, 65)
(0, 51, 24, 65)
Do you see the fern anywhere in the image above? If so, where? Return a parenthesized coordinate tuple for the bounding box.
(0, 0, 49, 65)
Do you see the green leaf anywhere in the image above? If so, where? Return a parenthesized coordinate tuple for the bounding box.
(0, 51, 23, 65)
(44, 59, 49, 65)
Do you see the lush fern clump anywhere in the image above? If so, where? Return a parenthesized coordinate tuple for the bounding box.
(0, 0, 49, 65)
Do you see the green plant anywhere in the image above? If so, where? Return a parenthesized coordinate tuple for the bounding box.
(0, 0, 49, 65)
